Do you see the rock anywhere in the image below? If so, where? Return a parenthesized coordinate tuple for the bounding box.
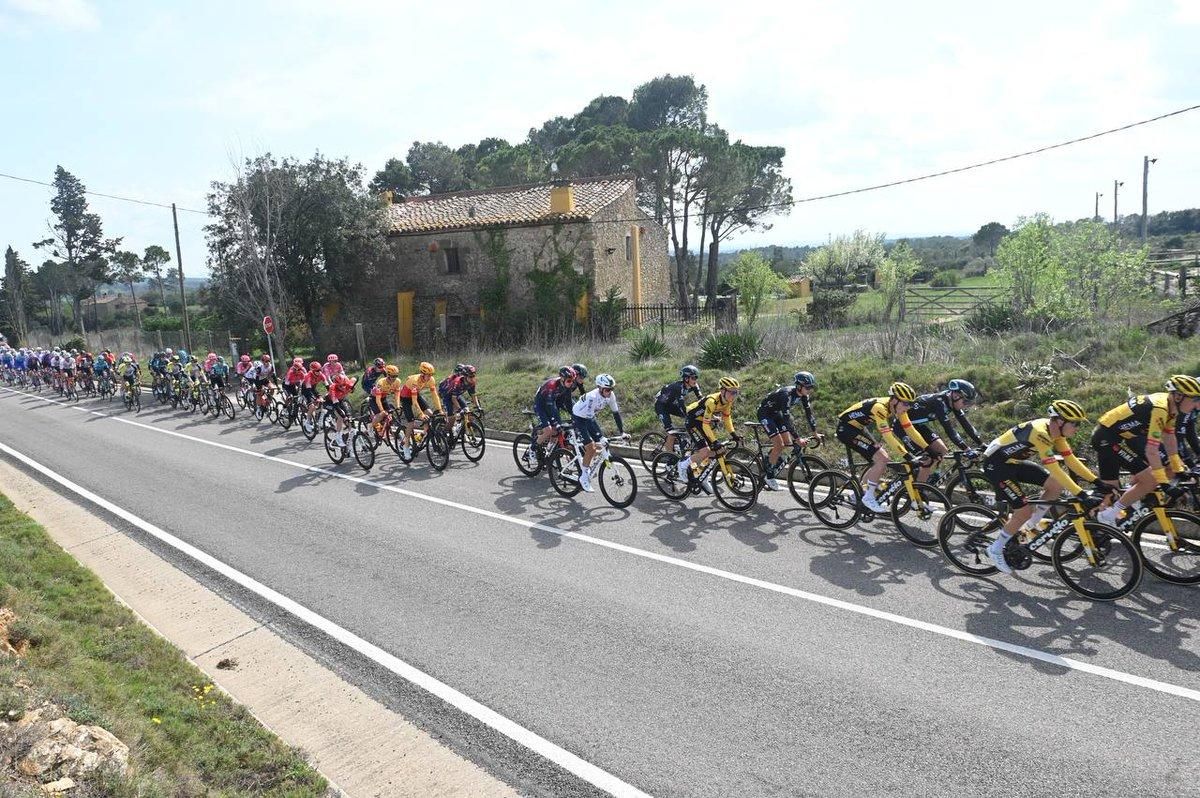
(40, 777, 76, 793)
(9, 708, 129, 780)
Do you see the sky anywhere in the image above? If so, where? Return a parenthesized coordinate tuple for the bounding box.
(1, 0, 1198, 278)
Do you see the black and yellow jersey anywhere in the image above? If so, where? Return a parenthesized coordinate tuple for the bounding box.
(686, 391, 735, 437)
(984, 418, 1097, 494)
(1095, 393, 1175, 443)
(837, 397, 928, 457)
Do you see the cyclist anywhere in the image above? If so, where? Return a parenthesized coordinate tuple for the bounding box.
(361, 357, 386, 397)
(301, 361, 326, 419)
(756, 371, 821, 491)
(981, 400, 1102, 574)
(210, 356, 230, 392)
(235, 353, 252, 382)
(118, 355, 139, 398)
(1179, 393, 1200, 470)
(530, 367, 579, 455)
(1093, 375, 1200, 526)
(677, 376, 742, 494)
(439, 364, 480, 417)
(92, 351, 112, 391)
(654, 365, 702, 459)
(370, 365, 402, 438)
(571, 373, 627, 492)
(899, 378, 985, 483)
(320, 353, 342, 384)
(836, 382, 931, 513)
(326, 372, 357, 449)
(247, 354, 276, 410)
(571, 363, 590, 397)
(398, 362, 443, 456)
(282, 357, 306, 402)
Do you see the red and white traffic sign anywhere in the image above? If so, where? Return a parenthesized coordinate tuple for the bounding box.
(262, 315, 275, 334)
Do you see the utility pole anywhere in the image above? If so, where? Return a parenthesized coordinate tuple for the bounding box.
(1113, 180, 1124, 228)
(1141, 156, 1157, 242)
(1094, 192, 1103, 222)
(171, 203, 193, 352)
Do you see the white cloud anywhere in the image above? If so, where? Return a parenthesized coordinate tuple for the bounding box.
(3, 0, 98, 29)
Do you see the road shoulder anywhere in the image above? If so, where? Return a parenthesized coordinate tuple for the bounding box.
(0, 457, 518, 798)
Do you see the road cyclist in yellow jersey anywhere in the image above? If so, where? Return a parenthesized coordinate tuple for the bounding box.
(979, 399, 1105, 573)
(834, 381, 931, 513)
(676, 376, 742, 495)
(1092, 375, 1200, 527)
(397, 361, 444, 459)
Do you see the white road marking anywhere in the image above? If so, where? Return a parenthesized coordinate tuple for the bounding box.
(0, 435, 651, 798)
(5, 387, 1200, 708)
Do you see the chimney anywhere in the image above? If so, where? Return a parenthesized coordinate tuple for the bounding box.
(550, 180, 575, 215)
(379, 190, 394, 206)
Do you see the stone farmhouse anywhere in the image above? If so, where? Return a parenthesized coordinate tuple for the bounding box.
(369, 174, 669, 350)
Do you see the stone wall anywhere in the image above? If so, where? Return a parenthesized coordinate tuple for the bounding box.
(587, 192, 670, 307)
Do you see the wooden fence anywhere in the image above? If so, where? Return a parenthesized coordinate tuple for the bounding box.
(1147, 249, 1199, 299)
(899, 286, 1006, 321)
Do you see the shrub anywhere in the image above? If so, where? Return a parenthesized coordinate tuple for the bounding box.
(142, 315, 183, 331)
(629, 331, 669, 362)
(964, 256, 994, 277)
(502, 355, 545, 373)
(698, 329, 763, 370)
(964, 302, 1016, 333)
(57, 336, 86, 352)
(1009, 359, 1063, 414)
(929, 269, 961, 287)
(807, 289, 856, 327)
(590, 286, 626, 342)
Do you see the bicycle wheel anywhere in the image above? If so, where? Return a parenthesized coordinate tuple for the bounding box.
(713, 458, 758, 513)
(598, 455, 637, 509)
(276, 401, 293, 430)
(651, 452, 690, 501)
(512, 434, 542, 477)
(352, 431, 376, 471)
(944, 470, 995, 509)
(638, 431, 666, 471)
(323, 428, 348, 464)
(1131, 509, 1200, 585)
(1052, 522, 1142, 601)
(727, 446, 763, 482)
(426, 421, 451, 471)
(937, 504, 1002, 575)
(300, 411, 318, 441)
(807, 470, 862, 530)
(786, 453, 830, 509)
(461, 418, 486, 462)
(890, 481, 950, 548)
(548, 447, 583, 498)
(219, 394, 235, 421)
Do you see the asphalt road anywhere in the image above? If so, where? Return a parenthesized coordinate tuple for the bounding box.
(1, 386, 1198, 798)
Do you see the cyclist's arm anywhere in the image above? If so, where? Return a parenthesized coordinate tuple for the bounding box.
(799, 394, 818, 433)
(1050, 436, 1096, 489)
(427, 384, 443, 414)
(895, 410, 929, 451)
(951, 405, 984, 447)
(938, 409, 969, 449)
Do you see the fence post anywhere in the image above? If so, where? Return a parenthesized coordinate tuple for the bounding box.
(156, 330, 163, 351)
(659, 304, 665, 338)
(355, 322, 366, 369)
(899, 288, 907, 322)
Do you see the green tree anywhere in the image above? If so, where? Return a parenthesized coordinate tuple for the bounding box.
(368, 158, 419, 198)
(877, 241, 920, 321)
(406, 141, 468, 194)
(142, 244, 171, 312)
(972, 221, 1009, 256)
(803, 230, 887, 288)
(2, 246, 31, 342)
(32, 259, 72, 335)
(110, 250, 145, 328)
(727, 251, 786, 328)
(994, 214, 1069, 328)
(32, 166, 121, 334)
(475, 143, 545, 187)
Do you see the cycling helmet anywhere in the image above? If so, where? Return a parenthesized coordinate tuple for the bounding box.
(309, 361, 321, 371)
(326, 354, 339, 363)
(373, 357, 385, 368)
(216, 356, 226, 365)
(85, 352, 93, 359)
(260, 354, 271, 363)
(292, 357, 303, 367)
(1048, 399, 1088, 423)
(572, 363, 589, 380)
(719, 376, 740, 391)
(384, 365, 399, 377)
(170, 355, 179, 362)
(681, 365, 699, 380)
(240, 354, 251, 363)
(419, 361, 435, 376)
(460, 364, 477, 377)
(189, 355, 199, 363)
(164, 348, 173, 355)
(596, 373, 616, 389)
(947, 378, 977, 401)
(889, 381, 917, 402)
(794, 371, 816, 388)
(559, 366, 577, 381)
(121, 355, 132, 364)
(1165, 374, 1200, 397)
(453, 363, 467, 375)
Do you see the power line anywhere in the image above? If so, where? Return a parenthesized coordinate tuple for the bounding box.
(2, 102, 1197, 227)
(0, 171, 208, 215)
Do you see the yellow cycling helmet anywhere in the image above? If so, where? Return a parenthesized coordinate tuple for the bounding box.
(384, 365, 399, 377)
(1048, 399, 1088, 423)
(419, 361, 436, 376)
(888, 381, 917, 403)
(718, 376, 740, 391)
(1165, 374, 1200, 397)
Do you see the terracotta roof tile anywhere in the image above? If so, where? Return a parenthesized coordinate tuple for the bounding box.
(386, 174, 634, 235)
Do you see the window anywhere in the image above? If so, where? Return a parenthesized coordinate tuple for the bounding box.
(625, 234, 632, 262)
(445, 246, 461, 274)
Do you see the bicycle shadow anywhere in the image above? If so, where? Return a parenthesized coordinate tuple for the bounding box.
(799, 522, 933, 597)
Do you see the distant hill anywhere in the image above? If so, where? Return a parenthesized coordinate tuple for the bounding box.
(98, 277, 208, 295)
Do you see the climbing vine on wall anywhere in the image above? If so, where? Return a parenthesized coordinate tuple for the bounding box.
(475, 228, 512, 336)
(527, 225, 589, 326)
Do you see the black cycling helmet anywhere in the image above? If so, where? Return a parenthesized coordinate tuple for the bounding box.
(681, 364, 699, 379)
(373, 357, 385, 368)
(947, 378, 977, 401)
(794, 371, 816, 388)
(559, 366, 577, 381)
(571, 363, 589, 380)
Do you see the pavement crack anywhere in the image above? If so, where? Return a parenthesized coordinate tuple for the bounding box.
(192, 623, 265, 660)
(65, 530, 121, 550)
